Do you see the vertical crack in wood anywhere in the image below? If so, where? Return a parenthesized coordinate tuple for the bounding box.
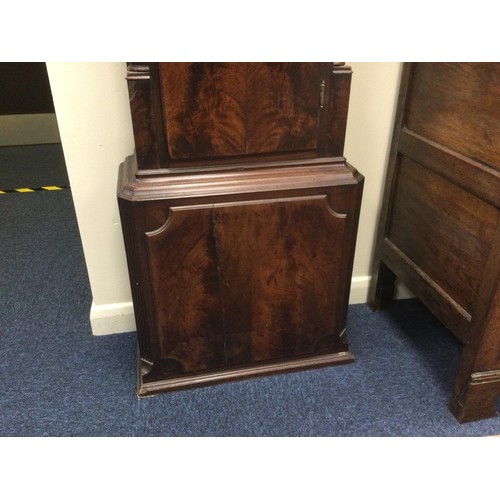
(211, 206, 227, 363)
(244, 62, 248, 155)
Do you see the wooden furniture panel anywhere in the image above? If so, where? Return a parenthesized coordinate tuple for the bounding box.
(147, 205, 224, 372)
(370, 62, 500, 422)
(118, 63, 364, 396)
(389, 156, 497, 318)
(160, 63, 323, 159)
(405, 63, 499, 170)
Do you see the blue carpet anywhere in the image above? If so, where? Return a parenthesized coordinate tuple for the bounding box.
(1, 145, 500, 436)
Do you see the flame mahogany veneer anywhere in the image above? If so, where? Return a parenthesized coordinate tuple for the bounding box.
(118, 63, 364, 396)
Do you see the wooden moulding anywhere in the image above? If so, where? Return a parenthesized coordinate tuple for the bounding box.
(137, 351, 355, 397)
(118, 154, 361, 202)
(449, 371, 500, 423)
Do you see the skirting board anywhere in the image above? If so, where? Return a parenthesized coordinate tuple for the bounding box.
(90, 277, 414, 336)
(349, 275, 414, 305)
(90, 301, 137, 336)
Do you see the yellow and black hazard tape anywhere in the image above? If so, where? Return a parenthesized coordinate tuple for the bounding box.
(0, 185, 70, 194)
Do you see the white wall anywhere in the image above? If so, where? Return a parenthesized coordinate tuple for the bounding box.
(46, 62, 136, 334)
(47, 62, 404, 336)
(345, 62, 404, 302)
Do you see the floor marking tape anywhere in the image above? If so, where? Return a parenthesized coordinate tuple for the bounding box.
(0, 186, 70, 194)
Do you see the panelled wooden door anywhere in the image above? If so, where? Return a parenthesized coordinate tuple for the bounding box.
(143, 193, 352, 375)
(159, 63, 326, 159)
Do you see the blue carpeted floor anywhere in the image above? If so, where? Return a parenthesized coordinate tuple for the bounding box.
(1, 144, 500, 436)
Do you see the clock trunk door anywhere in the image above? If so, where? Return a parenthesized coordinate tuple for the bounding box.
(159, 62, 326, 161)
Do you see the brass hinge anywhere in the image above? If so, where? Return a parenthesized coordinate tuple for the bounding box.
(319, 80, 326, 108)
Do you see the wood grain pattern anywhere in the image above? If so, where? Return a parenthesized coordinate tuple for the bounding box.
(398, 129, 500, 209)
(118, 156, 363, 392)
(127, 62, 353, 169)
(146, 206, 224, 373)
(142, 195, 350, 374)
(405, 63, 500, 170)
(370, 62, 500, 422)
(214, 196, 348, 365)
(127, 64, 167, 170)
(450, 221, 500, 422)
(388, 156, 497, 315)
(245, 63, 321, 154)
(160, 63, 323, 159)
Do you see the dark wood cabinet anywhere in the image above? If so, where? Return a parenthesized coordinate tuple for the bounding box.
(118, 63, 363, 396)
(370, 63, 500, 422)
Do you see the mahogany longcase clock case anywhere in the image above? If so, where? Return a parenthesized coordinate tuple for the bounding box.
(117, 63, 364, 396)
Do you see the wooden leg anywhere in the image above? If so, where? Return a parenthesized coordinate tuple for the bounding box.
(449, 239, 500, 423)
(449, 372, 500, 423)
(369, 261, 397, 311)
